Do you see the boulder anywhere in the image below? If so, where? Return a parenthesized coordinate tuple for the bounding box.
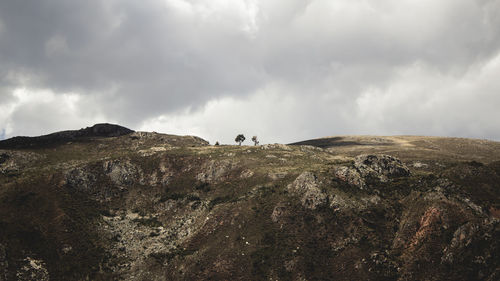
(354, 154, 410, 182)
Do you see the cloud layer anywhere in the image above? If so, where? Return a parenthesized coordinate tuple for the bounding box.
(1, 0, 500, 143)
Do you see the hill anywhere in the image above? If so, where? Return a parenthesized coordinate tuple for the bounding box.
(1, 126, 499, 280)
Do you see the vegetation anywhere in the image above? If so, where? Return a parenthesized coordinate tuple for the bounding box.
(251, 135, 259, 146)
(235, 134, 245, 145)
(1, 127, 499, 280)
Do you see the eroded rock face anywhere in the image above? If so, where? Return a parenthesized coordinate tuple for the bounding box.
(103, 160, 142, 187)
(101, 201, 209, 280)
(287, 172, 327, 210)
(65, 163, 134, 201)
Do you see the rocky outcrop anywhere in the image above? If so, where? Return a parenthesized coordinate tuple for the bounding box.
(335, 154, 410, 189)
(65, 167, 97, 192)
(103, 160, 142, 187)
(261, 144, 292, 151)
(354, 154, 410, 181)
(196, 160, 237, 183)
(130, 132, 209, 147)
(101, 201, 209, 280)
(0, 150, 43, 176)
(334, 166, 367, 189)
(287, 172, 327, 209)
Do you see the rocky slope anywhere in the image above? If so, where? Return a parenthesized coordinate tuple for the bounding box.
(0, 127, 499, 280)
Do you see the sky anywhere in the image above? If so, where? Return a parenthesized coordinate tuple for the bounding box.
(1, 0, 500, 144)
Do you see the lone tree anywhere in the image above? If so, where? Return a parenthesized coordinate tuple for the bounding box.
(251, 136, 259, 146)
(235, 134, 246, 146)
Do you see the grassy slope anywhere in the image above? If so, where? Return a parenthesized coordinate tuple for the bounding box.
(1, 133, 499, 280)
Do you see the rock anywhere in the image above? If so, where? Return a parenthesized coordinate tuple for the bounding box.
(334, 154, 410, 189)
(268, 172, 288, 180)
(442, 222, 478, 264)
(137, 146, 168, 156)
(196, 160, 236, 183)
(334, 166, 366, 189)
(408, 207, 442, 251)
(65, 167, 97, 192)
(103, 160, 141, 187)
(15, 257, 49, 281)
(130, 131, 162, 140)
(354, 154, 410, 182)
(329, 193, 381, 212)
(287, 172, 327, 210)
(298, 145, 324, 152)
(240, 169, 254, 179)
(0, 153, 9, 165)
(412, 162, 428, 168)
(261, 144, 293, 151)
(66, 163, 134, 201)
(0, 150, 43, 175)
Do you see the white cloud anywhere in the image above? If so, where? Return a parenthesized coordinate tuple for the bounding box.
(139, 82, 303, 144)
(1, 88, 111, 137)
(354, 51, 500, 138)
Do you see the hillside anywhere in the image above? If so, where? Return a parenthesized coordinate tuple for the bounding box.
(1, 126, 499, 280)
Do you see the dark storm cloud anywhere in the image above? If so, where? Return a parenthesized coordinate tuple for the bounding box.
(0, 0, 265, 120)
(1, 0, 500, 141)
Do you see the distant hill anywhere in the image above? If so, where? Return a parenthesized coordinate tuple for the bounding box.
(0, 123, 134, 149)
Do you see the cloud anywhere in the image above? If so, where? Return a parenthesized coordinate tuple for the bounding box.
(0, 88, 111, 137)
(1, 0, 500, 141)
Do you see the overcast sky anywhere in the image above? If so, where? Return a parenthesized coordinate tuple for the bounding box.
(1, 0, 500, 144)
